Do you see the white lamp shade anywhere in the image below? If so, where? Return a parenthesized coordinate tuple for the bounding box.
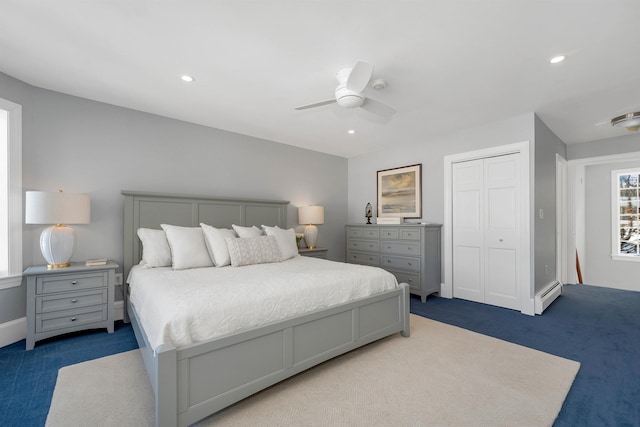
(25, 191, 90, 224)
(298, 205, 324, 225)
(25, 191, 90, 268)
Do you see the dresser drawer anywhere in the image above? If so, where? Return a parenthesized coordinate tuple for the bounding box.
(348, 239, 380, 252)
(36, 305, 107, 333)
(381, 255, 420, 272)
(36, 272, 107, 294)
(362, 228, 380, 239)
(380, 228, 399, 239)
(390, 271, 421, 292)
(347, 252, 380, 266)
(36, 289, 107, 314)
(400, 228, 421, 241)
(347, 228, 363, 238)
(381, 242, 421, 256)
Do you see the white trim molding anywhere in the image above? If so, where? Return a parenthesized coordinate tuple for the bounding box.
(443, 141, 533, 315)
(0, 317, 26, 348)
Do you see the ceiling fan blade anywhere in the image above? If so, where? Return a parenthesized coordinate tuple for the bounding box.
(361, 97, 396, 118)
(294, 98, 336, 110)
(346, 61, 373, 93)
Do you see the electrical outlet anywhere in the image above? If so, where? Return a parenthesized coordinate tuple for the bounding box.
(115, 273, 123, 286)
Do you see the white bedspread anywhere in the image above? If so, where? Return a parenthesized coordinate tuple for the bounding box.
(128, 256, 397, 350)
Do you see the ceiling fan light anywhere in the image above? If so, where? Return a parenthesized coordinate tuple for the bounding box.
(611, 112, 640, 131)
(337, 94, 364, 108)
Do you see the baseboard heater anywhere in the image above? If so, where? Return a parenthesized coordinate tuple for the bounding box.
(534, 281, 563, 315)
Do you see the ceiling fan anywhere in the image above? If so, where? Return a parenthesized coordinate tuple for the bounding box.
(295, 61, 396, 117)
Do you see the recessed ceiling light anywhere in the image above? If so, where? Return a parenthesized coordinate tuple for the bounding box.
(347, 129, 356, 134)
(549, 55, 566, 64)
(180, 75, 195, 83)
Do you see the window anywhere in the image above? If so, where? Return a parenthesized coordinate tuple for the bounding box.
(612, 169, 640, 261)
(0, 97, 22, 289)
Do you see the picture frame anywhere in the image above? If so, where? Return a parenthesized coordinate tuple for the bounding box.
(377, 163, 422, 218)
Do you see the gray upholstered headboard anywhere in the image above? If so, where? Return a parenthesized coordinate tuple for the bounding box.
(122, 190, 289, 280)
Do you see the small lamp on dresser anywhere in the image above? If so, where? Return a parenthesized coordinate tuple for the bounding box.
(298, 205, 324, 249)
(25, 190, 90, 269)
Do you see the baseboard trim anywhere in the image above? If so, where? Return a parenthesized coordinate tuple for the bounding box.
(0, 317, 26, 348)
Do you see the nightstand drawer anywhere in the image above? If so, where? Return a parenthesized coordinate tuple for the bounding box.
(348, 239, 380, 252)
(381, 255, 420, 272)
(36, 305, 107, 333)
(400, 228, 421, 241)
(390, 271, 421, 292)
(347, 252, 379, 266)
(36, 272, 106, 294)
(36, 289, 107, 314)
(381, 242, 421, 256)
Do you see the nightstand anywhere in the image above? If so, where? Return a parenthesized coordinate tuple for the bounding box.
(298, 247, 328, 259)
(24, 261, 117, 350)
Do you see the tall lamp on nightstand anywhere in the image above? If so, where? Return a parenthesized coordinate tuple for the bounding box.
(25, 190, 90, 269)
(298, 205, 324, 249)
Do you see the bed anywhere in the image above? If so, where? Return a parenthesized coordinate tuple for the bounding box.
(122, 191, 410, 427)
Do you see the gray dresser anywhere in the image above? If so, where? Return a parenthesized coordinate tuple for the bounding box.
(346, 224, 441, 302)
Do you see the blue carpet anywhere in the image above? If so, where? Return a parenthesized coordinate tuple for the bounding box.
(411, 284, 640, 427)
(0, 321, 138, 427)
(1, 284, 638, 426)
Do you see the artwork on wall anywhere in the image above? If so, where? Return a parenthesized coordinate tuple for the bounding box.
(377, 163, 422, 218)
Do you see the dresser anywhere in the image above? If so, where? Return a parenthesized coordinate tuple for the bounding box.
(24, 262, 117, 350)
(346, 224, 441, 302)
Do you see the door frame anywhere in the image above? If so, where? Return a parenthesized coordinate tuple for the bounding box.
(556, 154, 568, 285)
(443, 140, 533, 315)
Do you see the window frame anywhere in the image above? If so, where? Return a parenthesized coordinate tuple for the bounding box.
(611, 168, 640, 263)
(0, 97, 22, 289)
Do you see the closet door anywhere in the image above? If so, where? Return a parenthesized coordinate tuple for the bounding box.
(452, 159, 484, 303)
(452, 153, 521, 309)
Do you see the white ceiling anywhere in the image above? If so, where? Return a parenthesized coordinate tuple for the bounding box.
(1, 1, 639, 158)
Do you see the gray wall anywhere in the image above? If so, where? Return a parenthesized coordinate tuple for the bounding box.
(567, 133, 640, 160)
(533, 116, 567, 292)
(0, 71, 348, 324)
(584, 160, 640, 291)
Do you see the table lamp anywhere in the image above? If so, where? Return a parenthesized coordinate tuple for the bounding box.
(25, 190, 90, 269)
(298, 205, 324, 249)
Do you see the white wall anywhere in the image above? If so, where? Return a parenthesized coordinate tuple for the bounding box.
(0, 71, 348, 324)
(584, 160, 640, 291)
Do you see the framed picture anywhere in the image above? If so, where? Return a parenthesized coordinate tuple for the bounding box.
(377, 163, 422, 218)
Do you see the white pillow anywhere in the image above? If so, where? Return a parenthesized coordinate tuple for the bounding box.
(262, 225, 298, 260)
(137, 228, 172, 268)
(160, 224, 213, 270)
(232, 224, 264, 238)
(225, 235, 281, 267)
(200, 223, 237, 267)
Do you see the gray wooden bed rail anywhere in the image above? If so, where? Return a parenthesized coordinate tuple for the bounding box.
(122, 191, 411, 427)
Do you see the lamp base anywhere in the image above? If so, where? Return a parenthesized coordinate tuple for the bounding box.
(303, 224, 319, 250)
(40, 225, 76, 269)
(47, 262, 71, 269)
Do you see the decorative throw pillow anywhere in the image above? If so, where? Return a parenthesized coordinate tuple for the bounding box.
(137, 228, 172, 268)
(225, 235, 281, 267)
(160, 224, 214, 270)
(200, 223, 237, 267)
(262, 225, 298, 260)
(232, 224, 264, 238)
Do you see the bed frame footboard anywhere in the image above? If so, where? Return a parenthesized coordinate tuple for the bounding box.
(128, 282, 410, 427)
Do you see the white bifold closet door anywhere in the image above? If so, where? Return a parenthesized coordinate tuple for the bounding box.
(452, 153, 521, 310)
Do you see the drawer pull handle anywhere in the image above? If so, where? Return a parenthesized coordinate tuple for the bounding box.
(71, 281, 78, 285)
(408, 262, 413, 266)
(71, 299, 78, 303)
(408, 247, 412, 251)
(70, 317, 77, 322)
(353, 243, 358, 246)
(408, 279, 413, 282)
(407, 233, 412, 237)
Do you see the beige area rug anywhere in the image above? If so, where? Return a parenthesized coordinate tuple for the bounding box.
(47, 315, 579, 427)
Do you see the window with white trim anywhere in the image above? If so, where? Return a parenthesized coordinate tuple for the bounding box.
(0, 97, 23, 289)
(612, 169, 640, 261)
